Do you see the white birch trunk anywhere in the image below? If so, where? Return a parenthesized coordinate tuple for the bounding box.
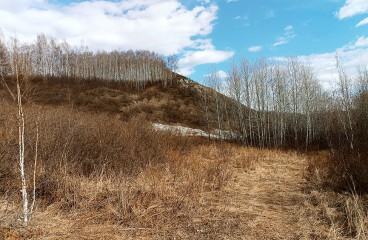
(16, 61, 28, 224)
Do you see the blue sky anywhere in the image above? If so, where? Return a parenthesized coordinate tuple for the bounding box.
(193, 0, 368, 86)
(0, 0, 367, 87)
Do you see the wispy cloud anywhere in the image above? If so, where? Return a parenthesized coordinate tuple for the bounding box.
(337, 0, 368, 28)
(234, 15, 247, 20)
(233, 15, 250, 26)
(226, 0, 238, 3)
(337, 0, 368, 19)
(284, 25, 293, 32)
(272, 25, 295, 47)
(356, 17, 368, 27)
(248, 45, 262, 52)
(347, 36, 368, 48)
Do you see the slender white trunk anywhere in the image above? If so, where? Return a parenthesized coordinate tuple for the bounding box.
(16, 62, 28, 224)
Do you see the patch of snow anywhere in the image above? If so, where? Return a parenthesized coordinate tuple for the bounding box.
(152, 123, 236, 140)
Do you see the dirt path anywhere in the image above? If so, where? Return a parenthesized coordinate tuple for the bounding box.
(215, 150, 329, 239)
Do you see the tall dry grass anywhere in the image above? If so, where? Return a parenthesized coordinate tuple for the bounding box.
(0, 100, 237, 239)
(307, 151, 368, 239)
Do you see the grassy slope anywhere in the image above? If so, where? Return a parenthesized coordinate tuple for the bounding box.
(22, 76, 238, 132)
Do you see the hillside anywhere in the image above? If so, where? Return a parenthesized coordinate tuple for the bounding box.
(5, 75, 238, 134)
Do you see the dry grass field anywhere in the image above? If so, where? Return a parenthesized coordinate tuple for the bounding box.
(1, 78, 367, 239)
(1, 99, 366, 239)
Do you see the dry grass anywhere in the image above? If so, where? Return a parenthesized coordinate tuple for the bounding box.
(210, 149, 331, 239)
(2, 96, 368, 239)
(0, 100, 244, 239)
(2, 76, 232, 131)
(307, 152, 368, 239)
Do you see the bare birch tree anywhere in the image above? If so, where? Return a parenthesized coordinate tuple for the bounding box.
(10, 38, 29, 223)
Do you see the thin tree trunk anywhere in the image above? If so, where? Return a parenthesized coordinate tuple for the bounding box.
(16, 61, 28, 224)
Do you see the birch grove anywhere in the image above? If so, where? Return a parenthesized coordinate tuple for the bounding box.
(2, 34, 174, 86)
(208, 57, 366, 154)
(207, 56, 368, 189)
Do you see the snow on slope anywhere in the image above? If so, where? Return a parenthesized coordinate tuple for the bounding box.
(152, 123, 236, 140)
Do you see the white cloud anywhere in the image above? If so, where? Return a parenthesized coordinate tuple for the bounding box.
(337, 0, 368, 19)
(354, 36, 368, 47)
(2, 0, 214, 54)
(178, 46, 234, 75)
(176, 38, 234, 75)
(300, 53, 341, 89)
(248, 45, 262, 52)
(301, 37, 368, 89)
(271, 36, 368, 89)
(272, 25, 295, 47)
(0, 0, 233, 77)
(203, 70, 228, 79)
(340, 35, 368, 50)
(284, 25, 293, 32)
(272, 39, 288, 47)
(216, 70, 228, 78)
(226, 0, 238, 3)
(356, 17, 368, 27)
(306, 49, 368, 89)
